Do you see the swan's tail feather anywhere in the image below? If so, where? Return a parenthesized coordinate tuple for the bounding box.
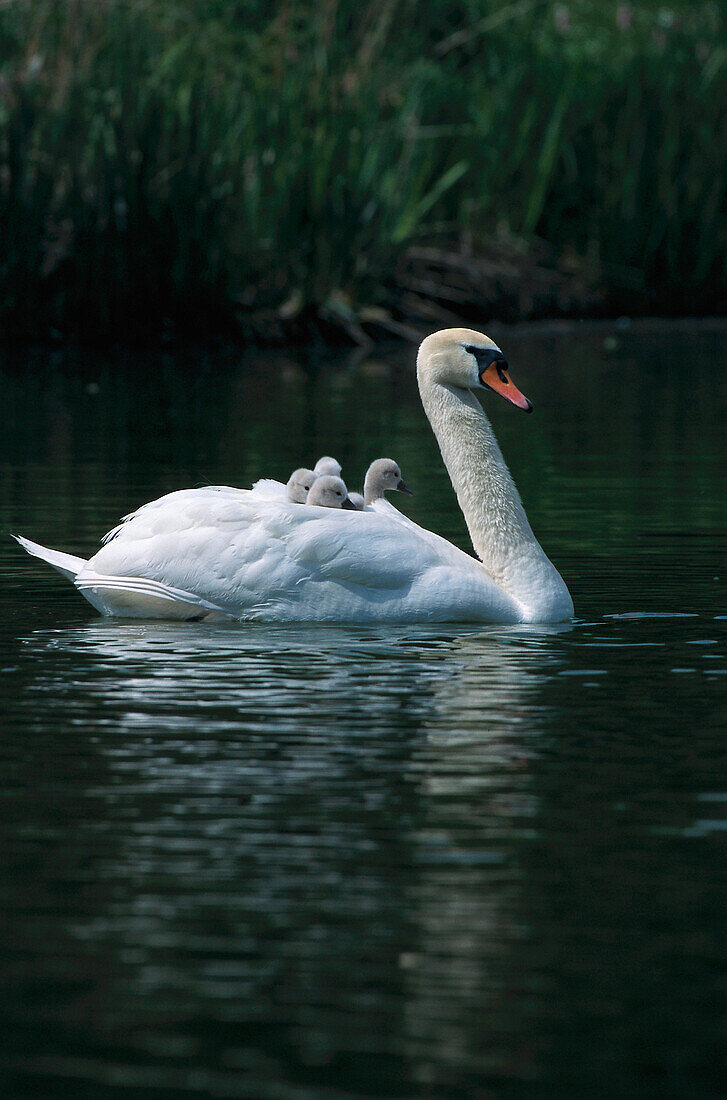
(12, 535, 230, 621)
(12, 534, 87, 582)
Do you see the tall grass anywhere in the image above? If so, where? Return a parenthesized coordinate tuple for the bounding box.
(0, 0, 725, 341)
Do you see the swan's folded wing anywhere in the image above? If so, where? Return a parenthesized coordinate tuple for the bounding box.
(86, 492, 514, 622)
(100, 486, 251, 544)
(89, 493, 309, 618)
(274, 509, 517, 620)
(286, 510, 443, 587)
(370, 499, 405, 520)
(91, 497, 424, 609)
(371, 498, 482, 568)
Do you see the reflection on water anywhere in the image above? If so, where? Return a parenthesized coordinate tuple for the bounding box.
(403, 629, 563, 1090)
(6, 620, 570, 1096)
(1, 326, 727, 1097)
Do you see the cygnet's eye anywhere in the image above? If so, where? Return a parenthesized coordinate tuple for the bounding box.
(336, 490, 343, 497)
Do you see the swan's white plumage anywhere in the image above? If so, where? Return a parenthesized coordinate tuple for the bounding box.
(12, 534, 86, 582)
(370, 496, 454, 555)
(249, 478, 287, 502)
(70, 490, 518, 622)
(14, 328, 573, 623)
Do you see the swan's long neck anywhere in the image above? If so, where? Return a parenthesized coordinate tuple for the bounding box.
(418, 371, 573, 621)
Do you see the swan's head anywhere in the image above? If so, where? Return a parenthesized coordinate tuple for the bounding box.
(286, 467, 317, 504)
(314, 455, 342, 477)
(417, 328, 532, 412)
(306, 475, 356, 509)
(363, 458, 413, 506)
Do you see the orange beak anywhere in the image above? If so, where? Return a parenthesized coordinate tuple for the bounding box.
(479, 362, 533, 413)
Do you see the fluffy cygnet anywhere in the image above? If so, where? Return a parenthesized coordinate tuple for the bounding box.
(313, 456, 342, 477)
(348, 458, 413, 509)
(306, 475, 356, 509)
(286, 468, 317, 503)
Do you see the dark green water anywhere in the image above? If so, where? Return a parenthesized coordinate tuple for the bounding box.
(1, 325, 726, 1098)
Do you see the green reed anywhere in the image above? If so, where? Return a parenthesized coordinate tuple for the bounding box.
(0, 0, 724, 340)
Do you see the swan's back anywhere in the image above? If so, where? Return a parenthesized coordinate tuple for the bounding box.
(101, 485, 249, 544)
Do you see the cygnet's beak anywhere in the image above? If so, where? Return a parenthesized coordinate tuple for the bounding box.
(341, 497, 357, 510)
(397, 480, 413, 496)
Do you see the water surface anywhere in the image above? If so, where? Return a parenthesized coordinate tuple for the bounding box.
(1, 325, 726, 1097)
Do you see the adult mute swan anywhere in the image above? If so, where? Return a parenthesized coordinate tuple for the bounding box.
(13, 329, 573, 623)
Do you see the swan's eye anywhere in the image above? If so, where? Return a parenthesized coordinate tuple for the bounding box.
(464, 344, 506, 373)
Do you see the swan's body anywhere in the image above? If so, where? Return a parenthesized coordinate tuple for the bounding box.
(14, 329, 573, 623)
(14, 496, 518, 623)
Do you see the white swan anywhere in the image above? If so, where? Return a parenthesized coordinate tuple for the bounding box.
(13, 328, 573, 623)
(348, 458, 413, 510)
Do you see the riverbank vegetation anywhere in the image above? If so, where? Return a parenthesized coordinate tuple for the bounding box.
(1, 1, 725, 343)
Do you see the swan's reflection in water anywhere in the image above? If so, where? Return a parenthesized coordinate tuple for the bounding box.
(17, 620, 569, 1095)
(403, 629, 566, 1089)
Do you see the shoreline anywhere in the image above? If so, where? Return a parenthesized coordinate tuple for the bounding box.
(3, 314, 727, 358)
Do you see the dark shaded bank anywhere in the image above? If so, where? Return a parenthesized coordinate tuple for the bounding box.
(1, 1, 726, 346)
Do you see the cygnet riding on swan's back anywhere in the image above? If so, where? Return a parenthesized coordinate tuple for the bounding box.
(313, 456, 342, 477)
(13, 329, 573, 623)
(306, 476, 356, 510)
(250, 456, 340, 502)
(348, 459, 413, 510)
(285, 468, 317, 503)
